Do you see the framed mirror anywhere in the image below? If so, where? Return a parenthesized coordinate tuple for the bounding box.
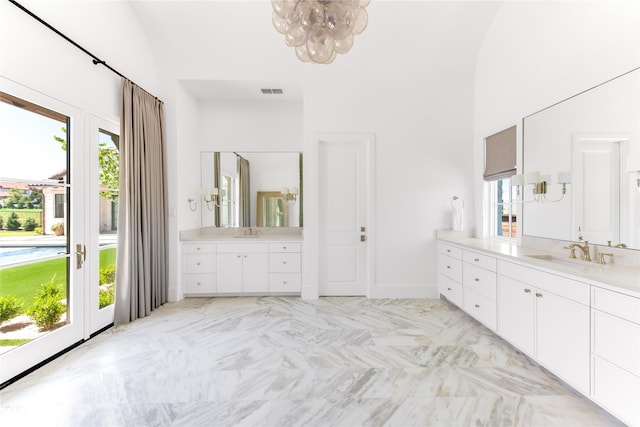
(522, 68, 640, 249)
(200, 151, 303, 228)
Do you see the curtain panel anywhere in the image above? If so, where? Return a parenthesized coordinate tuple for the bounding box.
(238, 156, 251, 227)
(115, 79, 168, 325)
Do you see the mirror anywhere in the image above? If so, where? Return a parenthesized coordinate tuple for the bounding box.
(200, 152, 302, 228)
(523, 68, 640, 249)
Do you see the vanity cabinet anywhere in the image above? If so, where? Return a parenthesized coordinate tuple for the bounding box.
(181, 240, 302, 295)
(462, 250, 497, 331)
(182, 243, 217, 294)
(268, 243, 302, 292)
(590, 287, 640, 427)
(437, 242, 463, 306)
(497, 260, 590, 394)
(217, 243, 269, 293)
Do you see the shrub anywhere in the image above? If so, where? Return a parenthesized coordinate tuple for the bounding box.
(34, 226, 43, 234)
(23, 217, 37, 232)
(0, 295, 24, 323)
(99, 285, 115, 309)
(0, 215, 4, 229)
(6, 212, 21, 231)
(99, 264, 116, 285)
(28, 277, 66, 330)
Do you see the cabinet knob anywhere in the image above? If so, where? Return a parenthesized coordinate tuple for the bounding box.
(475, 304, 480, 308)
(283, 261, 287, 264)
(196, 282, 201, 286)
(536, 292, 543, 298)
(446, 265, 451, 269)
(283, 246, 287, 250)
(196, 262, 200, 266)
(474, 258, 480, 262)
(244, 255, 248, 258)
(524, 288, 531, 293)
(197, 247, 201, 251)
(283, 281, 287, 285)
(447, 287, 452, 291)
(447, 249, 451, 253)
(237, 255, 241, 258)
(474, 278, 479, 282)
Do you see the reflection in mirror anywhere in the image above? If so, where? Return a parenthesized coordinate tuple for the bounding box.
(523, 68, 640, 249)
(201, 152, 302, 228)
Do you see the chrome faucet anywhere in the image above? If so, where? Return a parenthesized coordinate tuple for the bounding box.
(564, 241, 591, 262)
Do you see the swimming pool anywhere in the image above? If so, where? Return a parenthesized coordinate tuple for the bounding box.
(0, 246, 67, 267)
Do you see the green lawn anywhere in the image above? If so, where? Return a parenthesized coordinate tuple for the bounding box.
(0, 247, 116, 311)
(0, 338, 32, 347)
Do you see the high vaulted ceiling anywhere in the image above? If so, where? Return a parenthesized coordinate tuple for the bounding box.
(128, 1, 502, 100)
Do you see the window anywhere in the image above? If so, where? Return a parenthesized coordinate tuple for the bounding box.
(54, 193, 65, 218)
(489, 178, 518, 238)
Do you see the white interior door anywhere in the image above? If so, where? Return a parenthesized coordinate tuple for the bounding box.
(318, 134, 372, 296)
(572, 138, 620, 244)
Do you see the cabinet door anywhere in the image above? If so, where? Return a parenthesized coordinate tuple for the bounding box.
(243, 253, 269, 292)
(217, 253, 243, 293)
(536, 290, 590, 394)
(497, 276, 535, 356)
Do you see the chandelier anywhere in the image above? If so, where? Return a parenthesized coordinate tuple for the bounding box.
(271, 0, 370, 64)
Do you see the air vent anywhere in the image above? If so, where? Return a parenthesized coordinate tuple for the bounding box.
(261, 88, 284, 95)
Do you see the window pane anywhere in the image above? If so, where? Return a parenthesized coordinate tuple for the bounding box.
(97, 129, 118, 309)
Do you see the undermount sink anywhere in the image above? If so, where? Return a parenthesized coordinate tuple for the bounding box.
(525, 254, 584, 266)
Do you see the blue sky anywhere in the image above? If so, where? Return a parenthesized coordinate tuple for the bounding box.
(0, 101, 67, 182)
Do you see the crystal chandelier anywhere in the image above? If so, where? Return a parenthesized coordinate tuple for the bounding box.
(271, 0, 370, 64)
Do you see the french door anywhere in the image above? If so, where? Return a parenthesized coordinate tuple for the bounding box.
(0, 79, 117, 385)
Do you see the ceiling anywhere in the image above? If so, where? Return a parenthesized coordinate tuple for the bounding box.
(129, 1, 503, 101)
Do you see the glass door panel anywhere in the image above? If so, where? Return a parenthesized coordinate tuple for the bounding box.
(87, 116, 118, 333)
(0, 81, 85, 385)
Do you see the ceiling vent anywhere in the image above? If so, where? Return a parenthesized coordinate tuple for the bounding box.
(261, 88, 284, 95)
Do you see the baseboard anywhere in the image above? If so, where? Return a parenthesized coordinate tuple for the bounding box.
(168, 287, 183, 302)
(368, 283, 438, 299)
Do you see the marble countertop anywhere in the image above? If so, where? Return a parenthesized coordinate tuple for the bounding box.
(180, 227, 303, 242)
(437, 230, 640, 299)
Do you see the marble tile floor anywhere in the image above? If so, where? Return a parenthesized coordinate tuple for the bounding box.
(0, 297, 624, 427)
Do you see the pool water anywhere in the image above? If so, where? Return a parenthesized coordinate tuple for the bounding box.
(0, 246, 67, 267)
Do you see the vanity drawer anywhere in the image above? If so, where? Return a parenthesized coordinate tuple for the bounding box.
(183, 274, 217, 293)
(497, 260, 590, 305)
(463, 263, 497, 300)
(269, 253, 301, 273)
(183, 243, 216, 254)
(269, 273, 301, 292)
(439, 242, 462, 259)
(438, 274, 463, 307)
(183, 254, 216, 274)
(438, 254, 462, 282)
(463, 250, 497, 272)
(592, 356, 640, 427)
(592, 287, 640, 324)
(269, 242, 301, 253)
(592, 309, 640, 376)
(463, 288, 497, 331)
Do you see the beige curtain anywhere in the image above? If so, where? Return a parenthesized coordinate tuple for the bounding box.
(238, 156, 251, 227)
(115, 79, 168, 325)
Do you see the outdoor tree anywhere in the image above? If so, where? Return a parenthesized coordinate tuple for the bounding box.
(6, 211, 21, 231)
(55, 128, 119, 202)
(4, 187, 28, 209)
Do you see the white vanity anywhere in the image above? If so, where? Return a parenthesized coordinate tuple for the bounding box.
(437, 231, 640, 426)
(180, 228, 303, 296)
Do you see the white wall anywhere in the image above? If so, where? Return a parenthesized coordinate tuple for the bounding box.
(136, 1, 498, 299)
(474, 1, 640, 239)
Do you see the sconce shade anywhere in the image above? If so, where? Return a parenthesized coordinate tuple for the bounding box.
(557, 171, 572, 185)
(281, 187, 290, 195)
(524, 171, 540, 185)
(211, 188, 219, 196)
(511, 174, 525, 186)
(290, 186, 299, 195)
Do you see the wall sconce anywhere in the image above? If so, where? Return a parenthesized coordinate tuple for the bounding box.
(627, 155, 640, 189)
(187, 198, 197, 212)
(202, 188, 221, 211)
(512, 171, 570, 203)
(281, 186, 299, 202)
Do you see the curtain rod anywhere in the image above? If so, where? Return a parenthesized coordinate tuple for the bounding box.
(9, 0, 162, 103)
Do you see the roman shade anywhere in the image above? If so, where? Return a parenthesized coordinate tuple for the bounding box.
(484, 125, 517, 181)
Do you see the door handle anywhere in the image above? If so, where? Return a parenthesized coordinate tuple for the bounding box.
(76, 244, 86, 269)
(361, 235, 366, 242)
